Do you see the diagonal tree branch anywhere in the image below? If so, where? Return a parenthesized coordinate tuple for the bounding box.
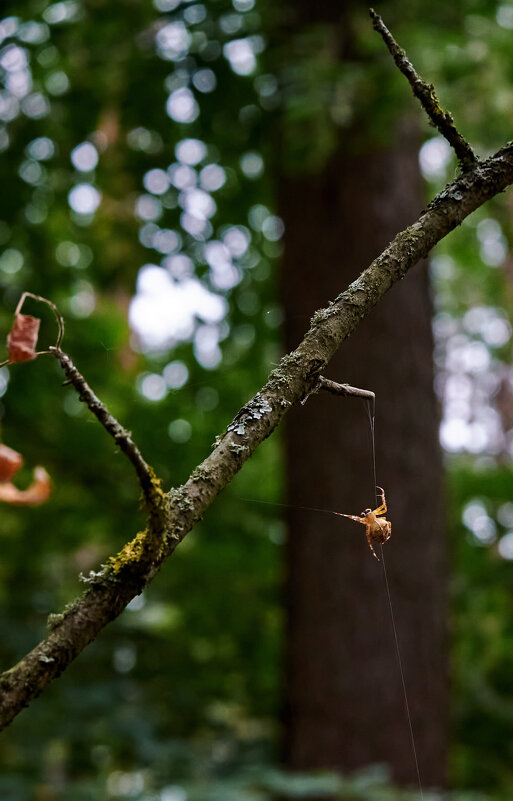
(2, 142, 513, 730)
(370, 8, 477, 170)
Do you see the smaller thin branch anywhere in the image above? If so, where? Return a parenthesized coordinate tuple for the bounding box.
(316, 376, 375, 401)
(0, 292, 66, 368)
(49, 347, 156, 503)
(15, 292, 65, 351)
(369, 8, 477, 170)
(303, 375, 375, 405)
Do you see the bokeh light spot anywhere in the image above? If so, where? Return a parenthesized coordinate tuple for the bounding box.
(71, 141, 98, 171)
(137, 373, 168, 402)
(200, 164, 226, 191)
(223, 38, 257, 75)
(22, 93, 50, 119)
(498, 532, 513, 558)
(135, 194, 163, 222)
(240, 151, 263, 178)
(192, 68, 217, 93)
(143, 168, 170, 195)
(27, 136, 55, 160)
(156, 21, 191, 61)
(175, 138, 206, 166)
(168, 418, 192, 443)
(163, 360, 189, 389)
(419, 137, 452, 180)
(166, 88, 199, 123)
(68, 184, 101, 214)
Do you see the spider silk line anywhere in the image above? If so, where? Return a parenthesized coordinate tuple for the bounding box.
(365, 399, 424, 801)
(380, 544, 424, 801)
(244, 400, 422, 795)
(365, 398, 377, 505)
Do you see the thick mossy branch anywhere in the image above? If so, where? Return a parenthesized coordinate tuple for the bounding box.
(370, 8, 477, 170)
(2, 144, 513, 732)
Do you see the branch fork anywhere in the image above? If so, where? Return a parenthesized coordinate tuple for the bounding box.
(369, 8, 477, 170)
(1, 293, 158, 511)
(302, 376, 375, 405)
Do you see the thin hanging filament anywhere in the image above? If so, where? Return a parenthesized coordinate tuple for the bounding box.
(366, 397, 423, 799)
(381, 546, 424, 800)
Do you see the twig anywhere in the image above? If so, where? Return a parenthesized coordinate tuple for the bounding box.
(0, 292, 66, 368)
(49, 347, 156, 503)
(310, 376, 375, 402)
(2, 292, 157, 506)
(369, 8, 477, 170)
(15, 292, 65, 351)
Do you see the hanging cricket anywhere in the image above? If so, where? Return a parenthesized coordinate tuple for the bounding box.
(334, 485, 391, 561)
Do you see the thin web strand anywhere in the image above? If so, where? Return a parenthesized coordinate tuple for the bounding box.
(247, 398, 424, 798)
(380, 545, 424, 800)
(365, 397, 377, 504)
(368, 398, 423, 799)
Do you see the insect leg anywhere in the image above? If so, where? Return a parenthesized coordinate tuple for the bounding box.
(373, 486, 387, 516)
(366, 527, 380, 561)
(333, 512, 366, 525)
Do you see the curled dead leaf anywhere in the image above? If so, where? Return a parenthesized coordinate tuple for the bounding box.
(7, 313, 40, 362)
(0, 444, 51, 506)
(0, 443, 24, 482)
(0, 466, 52, 506)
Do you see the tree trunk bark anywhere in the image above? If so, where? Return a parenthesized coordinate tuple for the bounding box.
(279, 118, 447, 786)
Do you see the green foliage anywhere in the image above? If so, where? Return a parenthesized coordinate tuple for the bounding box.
(448, 464, 513, 791)
(0, 0, 284, 794)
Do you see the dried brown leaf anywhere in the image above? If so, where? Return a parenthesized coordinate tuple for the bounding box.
(7, 314, 41, 362)
(0, 444, 24, 482)
(0, 466, 52, 506)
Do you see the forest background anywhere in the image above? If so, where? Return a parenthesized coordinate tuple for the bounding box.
(2, 0, 513, 798)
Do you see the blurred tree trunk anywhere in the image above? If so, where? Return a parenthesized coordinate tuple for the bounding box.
(277, 3, 448, 789)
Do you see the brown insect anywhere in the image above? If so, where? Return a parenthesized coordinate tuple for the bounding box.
(333, 486, 391, 561)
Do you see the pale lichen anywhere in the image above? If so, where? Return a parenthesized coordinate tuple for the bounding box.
(46, 612, 64, 631)
(168, 485, 194, 512)
(226, 392, 273, 437)
(229, 443, 248, 454)
(38, 653, 55, 664)
(191, 464, 216, 483)
(310, 301, 340, 327)
(79, 567, 109, 585)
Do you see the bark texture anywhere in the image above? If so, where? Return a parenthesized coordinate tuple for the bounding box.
(280, 128, 447, 786)
(278, 3, 448, 788)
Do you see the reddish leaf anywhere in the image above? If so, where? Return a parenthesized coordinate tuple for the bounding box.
(0, 443, 52, 506)
(0, 466, 52, 506)
(7, 314, 40, 362)
(0, 444, 23, 482)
